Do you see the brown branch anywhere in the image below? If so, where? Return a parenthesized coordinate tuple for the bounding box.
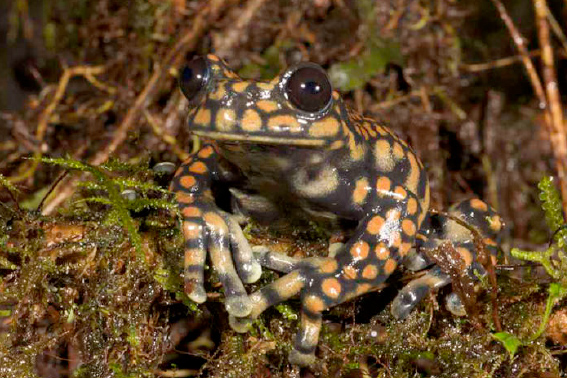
(545, 2, 567, 55)
(461, 50, 542, 73)
(534, 0, 567, 216)
(489, 0, 548, 109)
(9, 65, 107, 184)
(490, 0, 567, 216)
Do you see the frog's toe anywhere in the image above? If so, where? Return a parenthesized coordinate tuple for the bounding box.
(288, 350, 317, 367)
(403, 249, 432, 271)
(391, 285, 429, 319)
(445, 292, 466, 316)
(240, 261, 262, 284)
(226, 215, 262, 283)
(186, 283, 207, 304)
(181, 220, 208, 305)
(229, 314, 254, 333)
(225, 294, 252, 317)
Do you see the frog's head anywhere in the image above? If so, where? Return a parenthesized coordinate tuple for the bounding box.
(179, 54, 348, 148)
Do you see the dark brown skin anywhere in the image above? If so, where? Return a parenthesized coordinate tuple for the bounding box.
(170, 55, 503, 366)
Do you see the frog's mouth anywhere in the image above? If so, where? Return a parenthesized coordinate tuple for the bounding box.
(191, 130, 327, 147)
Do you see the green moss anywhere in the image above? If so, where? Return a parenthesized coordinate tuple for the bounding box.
(538, 176, 566, 247)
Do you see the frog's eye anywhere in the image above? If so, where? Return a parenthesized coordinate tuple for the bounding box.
(179, 57, 209, 101)
(286, 66, 332, 113)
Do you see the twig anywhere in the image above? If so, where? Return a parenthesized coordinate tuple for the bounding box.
(461, 50, 542, 73)
(433, 87, 467, 120)
(37, 170, 69, 214)
(490, 0, 567, 217)
(489, 0, 548, 108)
(419, 86, 432, 113)
(545, 3, 567, 55)
(374, 90, 419, 109)
(533, 0, 567, 216)
(9, 66, 107, 184)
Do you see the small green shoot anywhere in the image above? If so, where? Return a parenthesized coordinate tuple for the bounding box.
(494, 176, 567, 357)
(511, 176, 567, 281)
(539, 176, 567, 248)
(492, 332, 521, 359)
(0, 309, 12, 317)
(529, 283, 567, 342)
(0, 173, 19, 195)
(41, 157, 144, 259)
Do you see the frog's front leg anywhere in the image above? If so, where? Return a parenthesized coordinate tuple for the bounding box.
(230, 197, 421, 366)
(170, 143, 261, 317)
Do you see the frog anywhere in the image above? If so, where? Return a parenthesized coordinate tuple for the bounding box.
(170, 54, 503, 366)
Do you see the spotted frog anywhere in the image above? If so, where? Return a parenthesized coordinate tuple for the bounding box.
(170, 55, 503, 366)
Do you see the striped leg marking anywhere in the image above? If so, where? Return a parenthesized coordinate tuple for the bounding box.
(205, 211, 252, 317)
(289, 309, 322, 367)
(171, 144, 261, 316)
(226, 216, 262, 283)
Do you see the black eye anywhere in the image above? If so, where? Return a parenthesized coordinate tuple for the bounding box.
(286, 66, 332, 113)
(179, 57, 209, 101)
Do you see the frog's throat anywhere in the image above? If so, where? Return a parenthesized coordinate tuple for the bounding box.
(191, 130, 327, 147)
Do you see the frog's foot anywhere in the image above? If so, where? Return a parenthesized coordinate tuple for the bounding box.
(227, 266, 326, 367)
(396, 198, 503, 319)
(391, 266, 451, 319)
(171, 145, 263, 315)
(179, 202, 260, 317)
(402, 248, 432, 271)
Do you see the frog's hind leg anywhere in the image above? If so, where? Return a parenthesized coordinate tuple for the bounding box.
(391, 199, 503, 319)
(233, 198, 423, 366)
